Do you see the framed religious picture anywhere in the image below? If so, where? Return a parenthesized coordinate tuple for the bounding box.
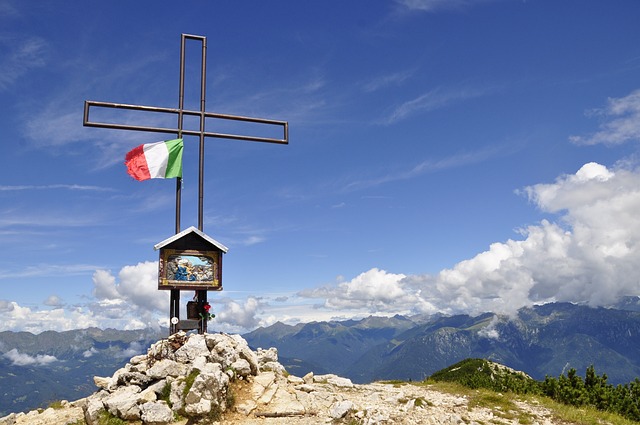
(155, 226, 227, 291)
(159, 249, 221, 290)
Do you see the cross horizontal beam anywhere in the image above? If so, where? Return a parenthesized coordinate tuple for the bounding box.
(83, 100, 289, 144)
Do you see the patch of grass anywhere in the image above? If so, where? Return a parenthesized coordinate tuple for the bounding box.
(226, 387, 236, 409)
(97, 409, 127, 425)
(159, 381, 173, 408)
(466, 388, 533, 424)
(414, 396, 431, 407)
(532, 394, 638, 425)
(379, 379, 407, 388)
(208, 404, 222, 422)
(183, 368, 201, 399)
(429, 379, 636, 425)
(47, 400, 65, 410)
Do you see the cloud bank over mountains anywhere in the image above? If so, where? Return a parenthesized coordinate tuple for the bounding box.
(3, 158, 640, 333)
(2, 89, 640, 333)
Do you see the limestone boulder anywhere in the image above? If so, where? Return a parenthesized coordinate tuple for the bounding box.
(140, 401, 173, 425)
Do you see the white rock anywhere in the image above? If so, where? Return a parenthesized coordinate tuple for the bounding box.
(330, 400, 354, 419)
(294, 384, 315, 393)
(140, 401, 173, 425)
(210, 337, 240, 368)
(184, 398, 211, 416)
(130, 354, 147, 365)
(93, 376, 111, 390)
(174, 334, 209, 363)
(146, 358, 187, 379)
(191, 354, 208, 371)
(139, 387, 158, 403)
(303, 371, 314, 384)
(328, 376, 354, 388)
(169, 378, 186, 412)
(103, 385, 142, 420)
(257, 347, 278, 364)
(231, 334, 260, 375)
(231, 358, 252, 377)
(287, 374, 304, 384)
(85, 402, 103, 425)
(260, 361, 287, 375)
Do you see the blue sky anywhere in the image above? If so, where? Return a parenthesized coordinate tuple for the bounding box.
(2, 0, 640, 334)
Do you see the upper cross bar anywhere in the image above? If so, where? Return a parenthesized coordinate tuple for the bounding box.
(83, 100, 289, 144)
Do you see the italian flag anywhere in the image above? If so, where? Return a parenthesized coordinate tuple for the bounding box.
(124, 139, 183, 181)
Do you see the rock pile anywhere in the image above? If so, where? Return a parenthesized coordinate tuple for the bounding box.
(84, 331, 262, 424)
(0, 331, 559, 425)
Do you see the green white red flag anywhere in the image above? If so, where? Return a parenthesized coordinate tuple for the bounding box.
(124, 138, 183, 181)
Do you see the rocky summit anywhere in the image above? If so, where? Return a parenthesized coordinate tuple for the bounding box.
(0, 332, 560, 425)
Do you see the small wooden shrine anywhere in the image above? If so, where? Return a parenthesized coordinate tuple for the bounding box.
(154, 226, 228, 333)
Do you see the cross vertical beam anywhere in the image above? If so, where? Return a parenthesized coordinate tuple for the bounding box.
(83, 34, 288, 335)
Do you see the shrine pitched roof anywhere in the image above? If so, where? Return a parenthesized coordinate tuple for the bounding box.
(153, 226, 229, 253)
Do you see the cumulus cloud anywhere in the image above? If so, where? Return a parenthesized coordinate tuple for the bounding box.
(92, 261, 168, 319)
(570, 89, 640, 146)
(0, 261, 176, 332)
(118, 341, 146, 359)
(216, 297, 262, 330)
(44, 294, 64, 307)
(83, 347, 98, 358)
(5, 157, 640, 333)
(3, 349, 58, 366)
(300, 161, 640, 317)
(299, 268, 434, 315)
(0, 299, 14, 312)
(0, 302, 99, 333)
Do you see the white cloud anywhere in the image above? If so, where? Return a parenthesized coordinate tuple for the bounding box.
(362, 70, 414, 93)
(383, 84, 494, 125)
(83, 347, 98, 358)
(3, 348, 58, 366)
(44, 295, 64, 307)
(0, 36, 47, 91)
(299, 268, 434, 315)
(0, 184, 115, 192)
(91, 262, 169, 329)
(216, 297, 262, 330)
(478, 316, 501, 340)
(0, 300, 14, 312)
(0, 302, 99, 333)
(300, 161, 640, 317)
(118, 341, 146, 359)
(343, 144, 506, 192)
(92, 261, 168, 314)
(570, 89, 640, 146)
(395, 0, 497, 13)
(5, 160, 640, 332)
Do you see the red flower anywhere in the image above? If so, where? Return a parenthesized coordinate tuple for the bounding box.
(203, 303, 211, 312)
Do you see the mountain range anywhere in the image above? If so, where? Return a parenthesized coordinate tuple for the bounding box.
(243, 300, 640, 385)
(0, 327, 163, 417)
(2, 300, 640, 416)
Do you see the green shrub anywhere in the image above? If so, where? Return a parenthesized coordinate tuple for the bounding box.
(430, 359, 640, 423)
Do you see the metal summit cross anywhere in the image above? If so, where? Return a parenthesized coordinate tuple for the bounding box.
(83, 33, 288, 334)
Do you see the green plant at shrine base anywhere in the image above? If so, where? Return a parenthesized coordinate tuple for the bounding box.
(200, 302, 215, 321)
